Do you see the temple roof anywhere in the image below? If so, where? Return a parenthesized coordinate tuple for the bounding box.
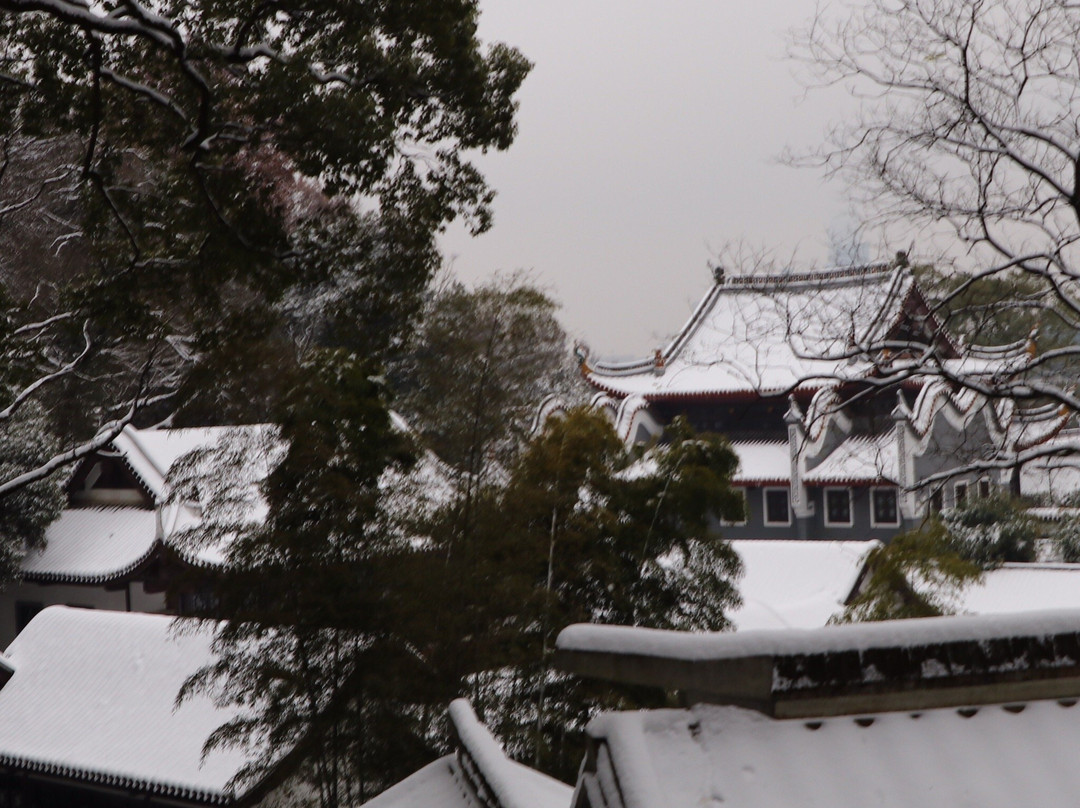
(579, 699, 1080, 808)
(803, 433, 899, 485)
(585, 265, 922, 399)
(365, 700, 570, 808)
(727, 540, 875, 631)
(0, 607, 265, 804)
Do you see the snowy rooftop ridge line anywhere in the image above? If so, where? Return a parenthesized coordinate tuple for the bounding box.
(582, 264, 923, 399)
(555, 610, 1080, 718)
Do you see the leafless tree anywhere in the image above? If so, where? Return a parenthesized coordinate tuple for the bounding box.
(792, 0, 1080, 480)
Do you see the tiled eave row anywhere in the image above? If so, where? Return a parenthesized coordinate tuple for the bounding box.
(0, 753, 232, 806)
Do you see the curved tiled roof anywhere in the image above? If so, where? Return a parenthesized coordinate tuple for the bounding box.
(585, 265, 914, 398)
(21, 507, 160, 585)
(0, 607, 264, 804)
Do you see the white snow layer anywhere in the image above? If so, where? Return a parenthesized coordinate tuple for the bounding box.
(587, 699, 1080, 808)
(557, 608, 1080, 661)
(364, 702, 571, 808)
(960, 563, 1080, 616)
(727, 540, 876, 630)
(587, 267, 911, 397)
(0, 607, 255, 800)
(728, 442, 791, 483)
(21, 507, 159, 582)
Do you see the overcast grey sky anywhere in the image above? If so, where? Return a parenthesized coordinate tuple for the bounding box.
(440, 2, 855, 358)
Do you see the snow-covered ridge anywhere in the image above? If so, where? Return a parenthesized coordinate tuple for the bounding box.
(557, 608, 1080, 660)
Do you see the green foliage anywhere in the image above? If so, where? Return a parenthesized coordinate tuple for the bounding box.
(0, 0, 531, 476)
(390, 275, 580, 478)
(836, 524, 983, 623)
(179, 350, 434, 805)
(413, 409, 744, 779)
(0, 403, 65, 581)
(940, 494, 1038, 565)
(912, 264, 1059, 348)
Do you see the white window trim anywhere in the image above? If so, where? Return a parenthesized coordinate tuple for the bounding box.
(870, 486, 901, 528)
(763, 486, 791, 526)
(823, 486, 854, 528)
(719, 488, 748, 526)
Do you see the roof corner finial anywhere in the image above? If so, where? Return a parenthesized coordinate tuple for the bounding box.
(1027, 326, 1039, 359)
(892, 389, 911, 422)
(709, 261, 726, 285)
(784, 394, 804, 425)
(652, 348, 666, 376)
(573, 340, 592, 376)
(894, 250, 909, 269)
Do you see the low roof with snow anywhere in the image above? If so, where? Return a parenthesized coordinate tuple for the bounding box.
(577, 698, 1080, 808)
(112, 425, 249, 502)
(727, 540, 875, 631)
(365, 700, 570, 808)
(959, 563, 1080, 616)
(21, 507, 160, 584)
(0, 607, 267, 804)
(728, 441, 790, 484)
(803, 433, 899, 485)
(584, 265, 929, 400)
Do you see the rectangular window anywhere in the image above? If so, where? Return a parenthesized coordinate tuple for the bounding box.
(871, 488, 900, 527)
(978, 478, 991, 499)
(764, 487, 791, 526)
(954, 481, 969, 509)
(824, 487, 853, 527)
(719, 488, 748, 526)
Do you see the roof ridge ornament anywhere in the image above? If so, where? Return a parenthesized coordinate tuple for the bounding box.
(652, 349, 666, 376)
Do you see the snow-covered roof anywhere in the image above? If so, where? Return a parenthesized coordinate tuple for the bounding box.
(959, 563, 1080, 616)
(365, 700, 571, 808)
(21, 507, 159, 584)
(727, 540, 876, 631)
(113, 425, 246, 501)
(729, 441, 790, 483)
(585, 265, 916, 399)
(558, 607, 1080, 662)
(803, 433, 899, 484)
(579, 699, 1080, 808)
(0, 607, 262, 804)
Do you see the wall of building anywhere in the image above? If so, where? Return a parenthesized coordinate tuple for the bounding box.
(804, 486, 919, 541)
(713, 485, 916, 542)
(0, 581, 167, 649)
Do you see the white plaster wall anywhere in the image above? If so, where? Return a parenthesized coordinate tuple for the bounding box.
(0, 581, 168, 649)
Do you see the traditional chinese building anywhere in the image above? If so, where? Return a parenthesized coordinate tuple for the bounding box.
(570, 264, 1066, 540)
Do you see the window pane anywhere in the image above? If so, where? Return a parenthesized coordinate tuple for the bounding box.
(765, 489, 789, 524)
(826, 489, 851, 524)
(955, 483, 968, 508)
(873, 489, 898, 525)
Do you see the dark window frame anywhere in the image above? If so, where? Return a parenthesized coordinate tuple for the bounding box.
(824, 487, 853, 527)
(871, 487, 900, 527)
(763, 487, 791, 526)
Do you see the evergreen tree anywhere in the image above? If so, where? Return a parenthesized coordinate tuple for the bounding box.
(940, 494, 1038, 565)
(415, 409, 745, 780)
(836, 524, 983, 623)
(179, 350, 432, 805)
